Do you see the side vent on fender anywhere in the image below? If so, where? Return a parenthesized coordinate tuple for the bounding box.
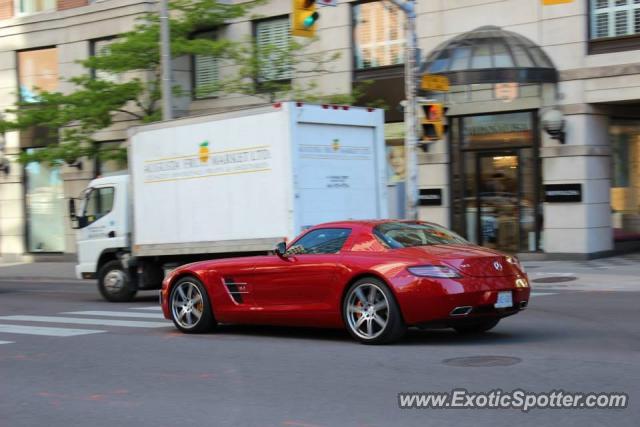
(223, 277, 248, 304)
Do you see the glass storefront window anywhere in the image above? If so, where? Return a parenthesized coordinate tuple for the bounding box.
(24, 151, 65, 252)
(610, 121, 640, 239)
(18, 47, 59, 103)
(451, 111, 540, 253)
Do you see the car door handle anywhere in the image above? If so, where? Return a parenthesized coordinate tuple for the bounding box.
(107, 231, 116, 238)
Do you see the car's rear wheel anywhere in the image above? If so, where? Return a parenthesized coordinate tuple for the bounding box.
(169, 277, 216, 333)
(343, 277, 406, 344)
(453, 318, 500, 334)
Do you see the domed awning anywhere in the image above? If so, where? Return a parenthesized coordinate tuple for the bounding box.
(420, 26, 558, 86)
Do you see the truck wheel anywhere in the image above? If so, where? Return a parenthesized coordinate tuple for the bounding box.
(169, 277, 216, 333)
(97, 260, 137, 302)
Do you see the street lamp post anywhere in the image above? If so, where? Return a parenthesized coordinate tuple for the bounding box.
(160, 0, 173, 121)
(388, 0, 419, 220)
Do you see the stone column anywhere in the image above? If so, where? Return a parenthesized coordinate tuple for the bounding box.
(541, 108, 613, 258)
(417, 139, 450, 228)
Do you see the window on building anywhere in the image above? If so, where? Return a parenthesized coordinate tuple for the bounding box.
(193, 31, 220, 99)
(353, 1, 405, 70)
(91, 38, 120, 82)
(255, 17, 292, 82)
(95, 140, 127, 176)
(24, 149, 65, 253)
(17, 0, 56, 15)
(609, 121, 640, 240)
(18, 47, 58, 103)
(591, 0, 640, 39)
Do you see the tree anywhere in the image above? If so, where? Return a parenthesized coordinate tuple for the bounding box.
(0, 0, 257, 165)
(0, 0, 377, 166)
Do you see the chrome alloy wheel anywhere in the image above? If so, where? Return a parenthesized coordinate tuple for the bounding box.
(346, 283, 389, 340)
(104, 270, 126, 293)
(171, 281, 204, 329)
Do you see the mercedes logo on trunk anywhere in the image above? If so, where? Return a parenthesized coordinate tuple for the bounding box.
(493, 261, 503, 271)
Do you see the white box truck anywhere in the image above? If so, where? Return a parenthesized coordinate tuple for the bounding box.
(71, 102, 388, 301)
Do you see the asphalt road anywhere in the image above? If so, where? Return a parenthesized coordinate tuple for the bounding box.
(0, 275, 638, 427)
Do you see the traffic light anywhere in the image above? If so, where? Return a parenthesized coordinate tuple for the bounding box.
(420, 102, 446, 142)
(292, 0, 319, 38)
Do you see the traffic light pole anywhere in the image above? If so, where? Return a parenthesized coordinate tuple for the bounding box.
(389, 0, 419, 220)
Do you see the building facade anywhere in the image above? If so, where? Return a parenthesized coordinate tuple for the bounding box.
(0, 0, 639, 261)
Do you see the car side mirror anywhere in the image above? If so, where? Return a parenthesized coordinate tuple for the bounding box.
(275, 241, 287, 258)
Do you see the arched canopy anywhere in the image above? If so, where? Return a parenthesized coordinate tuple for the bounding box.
(420, 26, 558, 85)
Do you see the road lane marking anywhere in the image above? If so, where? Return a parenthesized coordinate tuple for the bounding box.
(130, 306, 162, 311)
(530, 292, 557, 297)
(534, 272, 575, 276)
(0, 316, 169, 328)
(0, 324, 105, 337)
(62, 311, 163, 319)
(0, 340, 15, 344)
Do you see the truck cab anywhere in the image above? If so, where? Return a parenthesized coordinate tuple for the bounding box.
(72, 173, 131, 291)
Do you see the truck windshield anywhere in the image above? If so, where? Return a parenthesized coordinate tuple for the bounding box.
(374, 222, 468, 248)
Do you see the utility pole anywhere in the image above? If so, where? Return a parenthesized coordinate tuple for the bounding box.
(388, 0, 419, 220)
(160, 0, 173, 121)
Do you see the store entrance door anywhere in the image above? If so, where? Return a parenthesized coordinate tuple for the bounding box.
(464, 150, 537, 253)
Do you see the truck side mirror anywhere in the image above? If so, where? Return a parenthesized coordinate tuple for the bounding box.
(69, 198, 83, 229)
(275, 241, 287, 258)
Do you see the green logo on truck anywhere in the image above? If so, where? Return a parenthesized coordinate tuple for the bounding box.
(199, 141, 210, 164)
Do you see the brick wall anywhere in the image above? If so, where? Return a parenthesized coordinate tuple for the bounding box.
(57, 0, 88, 11)
(0, 0, 12, 19)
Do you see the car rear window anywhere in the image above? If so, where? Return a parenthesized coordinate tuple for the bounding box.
(374, 222, 468, 248)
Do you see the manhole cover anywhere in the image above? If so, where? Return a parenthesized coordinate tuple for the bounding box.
(443, 356, 522, 367)
(532, 276, 577, 283)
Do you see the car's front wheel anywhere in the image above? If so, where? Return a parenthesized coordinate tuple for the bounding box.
(169, 276, 216, 333)
(343, 277, 406, 344)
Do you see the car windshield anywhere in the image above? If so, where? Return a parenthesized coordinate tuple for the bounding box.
(374, 222, 468, 248)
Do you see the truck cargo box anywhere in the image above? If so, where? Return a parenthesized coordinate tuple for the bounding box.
(128, 102, 387, 257)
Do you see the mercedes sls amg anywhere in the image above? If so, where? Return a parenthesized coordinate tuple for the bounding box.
(161, 220, 530, 344)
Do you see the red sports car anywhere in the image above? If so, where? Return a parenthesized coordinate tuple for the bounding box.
(161, 220, 530, 344)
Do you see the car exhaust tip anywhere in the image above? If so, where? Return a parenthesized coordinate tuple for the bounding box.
(450, 306, 473, 316)
(519, 301, 528, 309)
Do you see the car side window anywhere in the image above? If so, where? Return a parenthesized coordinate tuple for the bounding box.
(83, 187, 115, 226)
(287, 228, 352, 255)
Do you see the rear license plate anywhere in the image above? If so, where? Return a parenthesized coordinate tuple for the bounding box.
(495, 291, 513, 308)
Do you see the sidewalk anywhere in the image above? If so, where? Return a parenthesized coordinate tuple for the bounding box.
(0, 262, 82, 282)
(0, 252, 638, 284)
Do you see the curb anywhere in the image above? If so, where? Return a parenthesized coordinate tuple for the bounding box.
(0, 277, 88, 283)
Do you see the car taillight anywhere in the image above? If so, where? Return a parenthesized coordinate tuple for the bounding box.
(506, 256, 525, 273)
(407, 265, 461, 278)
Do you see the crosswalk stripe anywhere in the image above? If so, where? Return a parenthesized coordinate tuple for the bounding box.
(0, 315, 169, 328)
(62, 311, 163, 319)
(0, 324, 105, 337)
(130, 306, 162, 311)
(531, 292, 557, 297)
(0, 340, 15, 344)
